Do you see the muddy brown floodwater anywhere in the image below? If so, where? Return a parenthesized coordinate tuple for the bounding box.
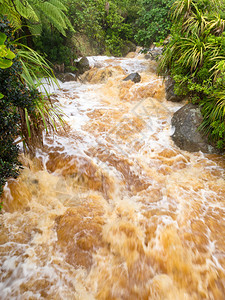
(0, 53, 225, 299)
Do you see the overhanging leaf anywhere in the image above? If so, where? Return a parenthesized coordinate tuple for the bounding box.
(5, 49, 15, 59)
(0, 32, 6, 45)
(0, 58, 13, 68)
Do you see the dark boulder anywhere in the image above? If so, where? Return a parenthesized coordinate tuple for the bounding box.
(122, 41, 137, 57)
(144, 54, 152, 60)
(123, 72, 141, 83)
(76, 57, 90, 75)
(165, 77, 184, 102)
(56, 73, 77, 83)
(171, 103, 219, 153)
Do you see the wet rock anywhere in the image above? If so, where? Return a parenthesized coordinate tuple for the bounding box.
(122, 41, 136, 57)
(56, 72, 76, 83)
(76, 56, 90, 75)
(144, 54, 152, 60)
(165, 76, 184, 102)
(123, 72, 141, 83)
(54, 63, 64, 73)
(144, 46, 163, 60)
(171, 103, 220, 153)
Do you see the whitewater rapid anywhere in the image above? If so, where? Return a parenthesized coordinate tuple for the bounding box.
(0, 53, 225, 299)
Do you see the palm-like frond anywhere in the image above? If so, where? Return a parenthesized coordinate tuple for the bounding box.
(200, 92, 225, 146)
(207, 14, 225, 36)
(36, 2, 68, 35)
(215, 91, 225, 117)
(169, 34, 209, 72)
(13, 0, 39, 22)
(0, 0, 74, 34)
(159, 0, 225, 149)
(183, 4, 208, 35)
(172, 0, 223, 22)
(0, 1, 22, 28)
(48, 0, 67, 11)
(15, 42, 58, 89)
(209, 57, 225, 79)
(172, 0, 193, 21)
(28, 22, 43, 36)
(180, 38, 204, 71)
(14, 42, 65, 135)
(36, 99, 65, 132)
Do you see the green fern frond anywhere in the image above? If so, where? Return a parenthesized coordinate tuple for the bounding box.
(34, 2, 67, 35)
(28, 22, 43, 36)
(0, 3, 22, 28)
(1, 0, 74, 35)
(13, 0, 39, 22)
(48, 0, 67, 11)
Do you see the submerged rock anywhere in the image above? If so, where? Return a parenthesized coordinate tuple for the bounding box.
(171, 103, 220, 153)
(165, 77, 184, 102)
(81, 66, 125, 83)
(76, 57, 90, 74)
(56, 72, 77, 83)
(123, 72, 141, 83)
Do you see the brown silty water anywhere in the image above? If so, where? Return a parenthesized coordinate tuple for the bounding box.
(0, 53, 225, 299)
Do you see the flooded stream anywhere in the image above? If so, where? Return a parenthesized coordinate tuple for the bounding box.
(0, 53, 225, 299)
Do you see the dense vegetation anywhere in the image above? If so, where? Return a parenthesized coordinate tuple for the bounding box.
(135, 0, 174, 47)
(0, 19, 28, 199)
(0, 20, 20, 203)
(158, 0, 225, 149)
(32, 0, 173, 64)
(0, 1, 70, 199)
(33, 0, 141, 62)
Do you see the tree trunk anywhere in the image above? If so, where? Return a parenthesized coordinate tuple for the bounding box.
(22, 18, 34, 48)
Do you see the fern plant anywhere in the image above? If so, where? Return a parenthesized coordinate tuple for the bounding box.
(0, 1, 69, 141)
(0, 0, 73, 35)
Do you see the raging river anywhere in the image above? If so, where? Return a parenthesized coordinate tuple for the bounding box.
(0, 52, 225, 299)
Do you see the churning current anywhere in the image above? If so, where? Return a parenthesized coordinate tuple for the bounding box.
(0, 52, 225, 299)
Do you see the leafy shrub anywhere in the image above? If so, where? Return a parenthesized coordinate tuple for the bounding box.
(0, 17, 41, 198)
(135, 0, 174, 47)
(67, 0, 139, 56)
(34, 29, 74, 65)
(158, 0, 225, 149)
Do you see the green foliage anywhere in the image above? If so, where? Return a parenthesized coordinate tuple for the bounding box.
(135, 0, 175, 47)
(200, 93, 225, 148)
(0, 32, 16, 100)
(0, 18, 27, 197)
(158, 0, 225, 149)
(0, 0, 73, 36)
(0, 17, 65, 202)
(67, 0, 139, 56)
(34, 28, 73, 65)
(0, 32, 16, 69)
(0, 0, 76, 78)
